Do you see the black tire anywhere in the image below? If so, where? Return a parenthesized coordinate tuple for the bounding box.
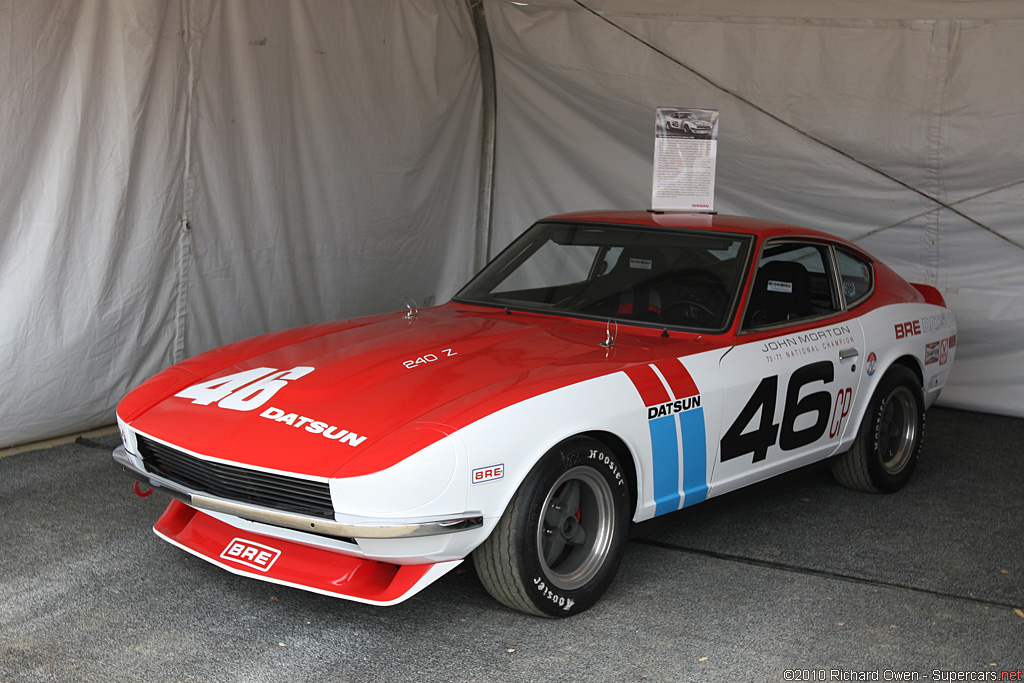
(473, 436, 631, 617)
(831, 365, 924, 493)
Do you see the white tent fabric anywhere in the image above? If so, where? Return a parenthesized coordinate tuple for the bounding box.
(1, 0, 1022, 449)
(185, 1, 482, 351)
(0, 0, 482, 449)
(0, 2, 189, 447)
(484, 0, 1024, 417)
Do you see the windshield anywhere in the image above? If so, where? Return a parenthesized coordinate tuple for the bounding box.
(455, 221, 754, 332)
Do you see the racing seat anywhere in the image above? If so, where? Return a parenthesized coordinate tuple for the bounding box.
(744, 260, 814, 327)
(611, 247, 668, 320)
(616, 286, 662, 318)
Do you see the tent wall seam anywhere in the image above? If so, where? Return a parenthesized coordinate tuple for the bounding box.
(923, 20, 956, 286)
(569, 0, 1024, 253)
(468, 0, 498, 268)
(173, 0, 199, 364)
(856, 178, 1024, 240)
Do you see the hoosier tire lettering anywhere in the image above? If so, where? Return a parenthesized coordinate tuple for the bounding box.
(533, 577, 575, 611)
(473, 436, 630, 618)
(588, 448, 626, 487)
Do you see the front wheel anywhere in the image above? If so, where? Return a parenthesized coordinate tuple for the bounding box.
(831, 365, 924, 493)
(473, 436, 631, 617)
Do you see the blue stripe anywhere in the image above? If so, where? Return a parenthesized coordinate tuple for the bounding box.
(680, 407, 708, 507)
(649, 416, 680, 516)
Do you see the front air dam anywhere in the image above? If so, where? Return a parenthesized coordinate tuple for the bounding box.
(152, 499, 462, 606)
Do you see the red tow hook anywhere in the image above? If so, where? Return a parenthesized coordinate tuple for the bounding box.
(133, 480, 154, 498)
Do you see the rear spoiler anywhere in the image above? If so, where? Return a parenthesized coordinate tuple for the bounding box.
(911, 283, 946, 307)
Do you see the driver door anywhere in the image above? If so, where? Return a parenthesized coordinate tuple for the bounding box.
(711, 240, 866, 496)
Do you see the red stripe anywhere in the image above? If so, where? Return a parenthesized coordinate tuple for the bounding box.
(654, 359, 699, 399)
(624, 364, 671, 406)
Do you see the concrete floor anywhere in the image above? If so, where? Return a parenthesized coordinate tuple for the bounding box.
(1, 406, 1021, 682)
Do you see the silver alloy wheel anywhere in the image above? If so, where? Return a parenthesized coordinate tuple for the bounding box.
(878, 386, 918, 475)
(535, 465, 616, 591)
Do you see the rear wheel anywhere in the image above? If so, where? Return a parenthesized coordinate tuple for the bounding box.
(831, 365, 924, 493)
(473, 436, 630, 617)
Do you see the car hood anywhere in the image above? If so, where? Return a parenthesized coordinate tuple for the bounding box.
(124, 303, 721, 478)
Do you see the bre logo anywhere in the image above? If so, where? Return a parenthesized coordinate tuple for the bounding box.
(220, 538, 282, 572)
(472, 464, 504, 484)
(894, 320, 921, 339)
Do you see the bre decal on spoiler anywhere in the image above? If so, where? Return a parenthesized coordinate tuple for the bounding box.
(220, 538, 282, 572)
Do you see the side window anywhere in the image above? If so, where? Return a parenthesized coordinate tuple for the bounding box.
(743, 243, 839, 328)
(836, 249, 873, 307)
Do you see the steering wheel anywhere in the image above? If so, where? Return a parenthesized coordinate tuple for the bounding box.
(664, 269, 729, 327)
(664, 299, 717, 326)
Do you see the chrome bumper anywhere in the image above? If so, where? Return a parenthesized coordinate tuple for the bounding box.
(112, 445, 482, 540)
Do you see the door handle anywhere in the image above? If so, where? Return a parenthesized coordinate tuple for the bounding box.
(839, 348, 859, 361)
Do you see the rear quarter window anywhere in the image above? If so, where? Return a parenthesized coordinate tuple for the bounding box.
(836, 249, 874, 307)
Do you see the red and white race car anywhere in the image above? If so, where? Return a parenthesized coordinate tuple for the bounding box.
(113, 211, 956, 617)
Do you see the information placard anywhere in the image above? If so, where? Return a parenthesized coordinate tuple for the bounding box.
(652, 108, 718, 212)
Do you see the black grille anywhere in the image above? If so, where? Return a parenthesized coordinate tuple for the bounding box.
(137, 436, 335, 519)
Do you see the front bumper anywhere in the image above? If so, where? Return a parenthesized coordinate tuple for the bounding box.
(154, 498, 462, 605)
(113, 445, 483, 541)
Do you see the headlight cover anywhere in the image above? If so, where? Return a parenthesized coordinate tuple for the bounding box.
(331, 426, 465, 516)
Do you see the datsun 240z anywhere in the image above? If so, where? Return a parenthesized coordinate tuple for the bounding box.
(113, 211, 956, 617)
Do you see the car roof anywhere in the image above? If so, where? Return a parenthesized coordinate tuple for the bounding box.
(542, 210, 870, 257)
